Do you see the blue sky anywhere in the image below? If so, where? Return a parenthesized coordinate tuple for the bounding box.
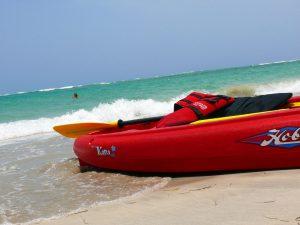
(0, 0, 300, 94)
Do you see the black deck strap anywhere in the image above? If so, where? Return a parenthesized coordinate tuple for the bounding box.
(216, 95, 231, 100)
(203, 98, 218, 103)
(179, 99, 193, 104)
(174, 104, 182, 111)
(188, 106, 205, 119)
(204, 95, 230, 103)
(174, 99, 193, 111)
(190, 93, 205, 100)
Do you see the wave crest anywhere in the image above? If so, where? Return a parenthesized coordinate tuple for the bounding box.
(0, 99, 175, 141)
(256, 79, 300, 95)
(225, 79, 300, 97)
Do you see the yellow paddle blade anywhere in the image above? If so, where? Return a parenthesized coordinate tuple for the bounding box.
(53, 121, 118, 138)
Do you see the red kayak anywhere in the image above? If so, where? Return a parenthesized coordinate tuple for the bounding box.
(74, 96, 300, 173)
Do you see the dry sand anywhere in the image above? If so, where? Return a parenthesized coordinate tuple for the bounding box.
(32, 169, 300, 225)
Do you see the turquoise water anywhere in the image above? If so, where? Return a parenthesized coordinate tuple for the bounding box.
(1, 60, 300, 124)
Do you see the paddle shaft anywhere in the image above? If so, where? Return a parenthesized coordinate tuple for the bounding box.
(116, 102, 300, 127)
(117, 102, 300, 128)
(53, 101, 300, 138)
(117, 116, 163, 128)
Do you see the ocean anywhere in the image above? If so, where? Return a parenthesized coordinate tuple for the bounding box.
(0, 60, 300, 224)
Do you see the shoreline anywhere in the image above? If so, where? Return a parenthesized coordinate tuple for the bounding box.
(32, 169, 300, 225)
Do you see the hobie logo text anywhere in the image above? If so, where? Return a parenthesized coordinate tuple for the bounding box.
(261, 128, 300, 146)
(242, 127, 300, 149)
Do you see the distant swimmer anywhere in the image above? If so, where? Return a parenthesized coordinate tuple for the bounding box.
(73, 93, 79, 99)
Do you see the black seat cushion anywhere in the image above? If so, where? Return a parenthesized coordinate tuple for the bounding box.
(211, 93, 293, 117)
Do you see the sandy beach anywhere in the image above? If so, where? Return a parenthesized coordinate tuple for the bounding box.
(32, 169, 300, 225)
(1, 1, 299, 224)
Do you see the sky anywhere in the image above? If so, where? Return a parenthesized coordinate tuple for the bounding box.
(0, 0, 300, 94)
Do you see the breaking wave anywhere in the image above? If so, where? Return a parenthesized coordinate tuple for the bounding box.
(0, 98, 176, 141)
(255, 79, 300, 95)
(226, 79, 300, 97)
(38, 85, 76, 92)
(258, 59, 299, 66)
(1, 85, 84, 97)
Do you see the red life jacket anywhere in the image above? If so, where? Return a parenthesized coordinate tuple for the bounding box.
(156, 92, 235, 128)
(174, 92, 215, 111)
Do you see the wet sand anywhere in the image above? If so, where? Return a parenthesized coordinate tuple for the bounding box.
(33, 169, 300, 225)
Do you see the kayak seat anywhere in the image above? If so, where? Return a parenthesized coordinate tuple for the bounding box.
(211, 93, 293, 118)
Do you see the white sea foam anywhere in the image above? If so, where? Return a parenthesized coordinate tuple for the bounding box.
(38, 88, 56, 92)
(255, 79, 300, 95)
(38, 86, 74, 92)
(0, 98, 176, 141)
(258, 59, 299, 66)
(99, 82, 110, 85)
(58, 86, 74, 90)
(11, 177, 171, 225)
(1, 85, 80, 97)
(226, 79, 300, 97)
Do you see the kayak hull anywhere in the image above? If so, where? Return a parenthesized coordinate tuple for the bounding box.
(74, 108, 300, 173)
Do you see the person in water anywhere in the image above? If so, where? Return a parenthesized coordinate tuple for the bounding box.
(73, 93, 79, 99)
